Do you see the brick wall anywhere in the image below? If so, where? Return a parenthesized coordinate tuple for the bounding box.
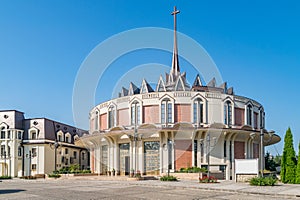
(175, 140, 192, 170)
(235, 108, 244, 126)
(234, 141, 245, 159)
(90, 150, 95, 172)
(143, 105, 159, 124)
(118, 108, 129, 126)
(100, 113, 107, 130)
(174, 104, 191, 123)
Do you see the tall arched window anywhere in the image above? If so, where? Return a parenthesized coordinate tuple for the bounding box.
(0, 127, 5, 139)
(108, 106, 115, 128)
(260, 109, 264, 129)
(131, 101, 141, 126)
(95, 111, 99, 130)
(193, 98, 203, 124)
(224, 101, 232, 126)
(161, 99, 172, 124)
(247, 104, 253, 126)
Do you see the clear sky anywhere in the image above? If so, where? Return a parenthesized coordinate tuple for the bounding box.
(1, 0, 299, 155)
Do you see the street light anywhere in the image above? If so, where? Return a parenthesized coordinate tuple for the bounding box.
(163, 140, 174, 177)
(200, 132, 217, 178)
(250, 129, 275, 177)
(50, 140, 61, 172)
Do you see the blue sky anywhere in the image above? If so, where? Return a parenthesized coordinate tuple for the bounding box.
(0, 0, 299, 155)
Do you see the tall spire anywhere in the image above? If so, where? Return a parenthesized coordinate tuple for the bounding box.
(171, 6, 180, 76)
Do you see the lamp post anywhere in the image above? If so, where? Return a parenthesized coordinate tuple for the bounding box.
(201, 132, 216, 178)
(50, 140, 61, 173)
(163, 140, 174, 177)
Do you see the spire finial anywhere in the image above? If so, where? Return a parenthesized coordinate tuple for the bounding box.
(171, 6, 180, 76)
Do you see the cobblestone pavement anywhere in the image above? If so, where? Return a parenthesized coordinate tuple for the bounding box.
(0, 179, 299, 200)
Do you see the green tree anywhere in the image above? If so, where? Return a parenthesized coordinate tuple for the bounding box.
(280, 127, 297, 183)
(296, 142, 300, 184)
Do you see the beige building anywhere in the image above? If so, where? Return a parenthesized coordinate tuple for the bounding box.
(0, 110, 89, 177)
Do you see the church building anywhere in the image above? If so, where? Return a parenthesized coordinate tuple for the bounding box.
(78, 7, 280, 180)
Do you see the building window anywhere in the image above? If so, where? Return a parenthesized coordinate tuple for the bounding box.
(193, 98, 204, 124)
(31, 148, 37, 157)
(18, 147, 22, 157)
(0, 127, 5, 139)
(31, 131, 37, 140)
(0, 145, 5, 157)
(108, 106, 115, 128)
(95, 111, 99, 130)
(224, 141, 227, 157)
(7, 131, 10, 139)
(131, 102, 141, 125)
(247, 104, 252, 126)
(82, 152, 85, 160)
(65, 148, 68, 154)
(18, 131, 22, 139)
(224, 101, 232, 126)
(31, 164, 37, 171)
(73, 151, 77, 159)
(161, 99, 172, 124)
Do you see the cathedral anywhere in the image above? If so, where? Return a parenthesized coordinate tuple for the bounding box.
(77, 7, 280, 180)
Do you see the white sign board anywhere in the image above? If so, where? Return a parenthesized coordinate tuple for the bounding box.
(235, 159, 259, 174)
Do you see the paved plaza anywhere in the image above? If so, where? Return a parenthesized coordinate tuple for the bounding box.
(1, 178, 300, 200)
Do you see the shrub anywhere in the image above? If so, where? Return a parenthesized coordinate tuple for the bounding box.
(250, 176, 277, 186)
(177, 167, 207, 173)
(48, 173, 61, 178)
(160, 175, 178, 181)
(199, 175, 217, 183)
(0, 175, 12, 179)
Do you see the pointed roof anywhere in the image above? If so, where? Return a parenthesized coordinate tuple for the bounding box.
(175, 76, 185, 91)
(192, 74, 203, 87)
(128, 82, 140, 95)
(140, 79, 154, 94)
(207, 77, 216, 87)
(219, 82, 227, 93)
(156, 75, 166, 92)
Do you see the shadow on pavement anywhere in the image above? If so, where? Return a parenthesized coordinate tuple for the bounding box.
(0, 189, 25, 194)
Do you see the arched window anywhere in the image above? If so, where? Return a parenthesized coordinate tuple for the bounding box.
(161, 99, 172, 124)
(65, 133, 71, 143)
(57, 131, 64, 142)
(108, 106, 115, 128)
(224, 101, 232, 126)
(30, 130, 37, 140)
(247, 104, 253, 126)
(0, 127, 5, 139)
(131, 101, 141, 125)
(193, 98, 204, 124)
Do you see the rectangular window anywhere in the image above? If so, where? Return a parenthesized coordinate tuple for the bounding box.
(200, 103, 203, 123)
(109, 109, 114, 128)
(0, 130, 5, 139)
(73, 151, 77, 159)
(224, 105, 227, 125)
(137, 105, 140, 125)
(161, 104, 165, 123)
(7, 131, 10, 139)
(131, 105, 135, 125)
(18, 131, 22, 139)
(31, 148, 37, 157)
(31, 132, 37, 140)
(0, 145, 5, 156)
(228, 105, 232, 125)
(193, 103, 197, 123)
(31, 164, 37, 170)
(18, 147, 22, 157)
(82, 152, 85, 160)
(65, 148, 68, 154)
(167, 103, 172, 123)
(224, 141, 227, 157)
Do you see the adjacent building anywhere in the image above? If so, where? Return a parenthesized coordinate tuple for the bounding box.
(78, 7, 281, 180)
(0, 110, 89, 177)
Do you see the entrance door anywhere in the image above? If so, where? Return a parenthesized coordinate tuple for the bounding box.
(144, 141, 160, 175)
(101, 145, 108, 175)
(119, 143, 130, 176)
